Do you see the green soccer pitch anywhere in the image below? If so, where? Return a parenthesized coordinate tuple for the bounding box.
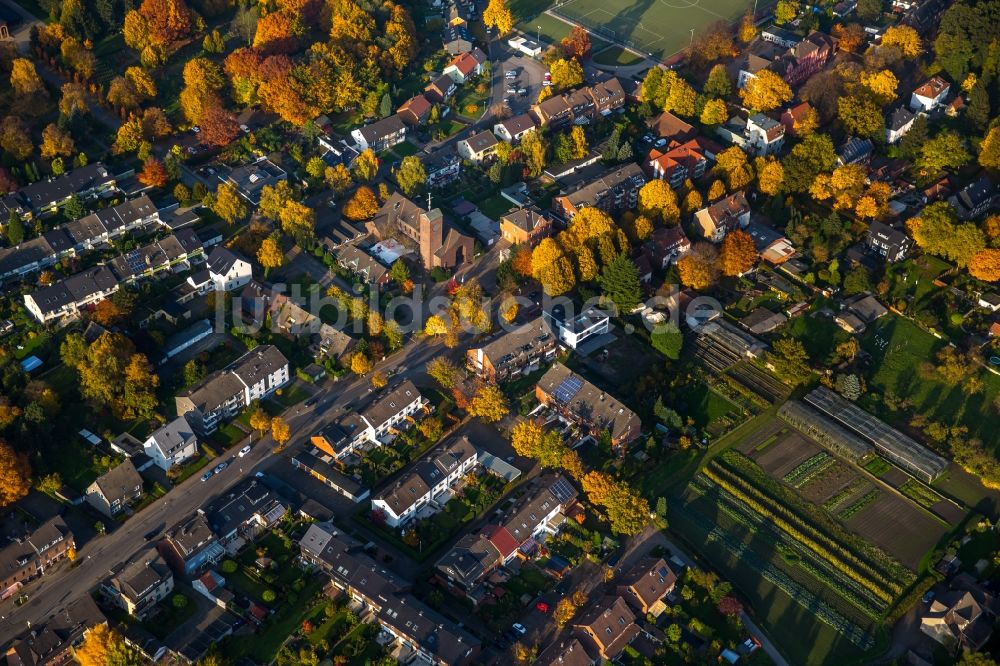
(549, 0, 752, 62)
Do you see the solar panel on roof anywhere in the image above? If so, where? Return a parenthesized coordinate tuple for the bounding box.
(124, 249, 144, 273)
(553, 375, 583, 403)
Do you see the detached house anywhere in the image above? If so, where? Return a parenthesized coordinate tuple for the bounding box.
(886, 106, 916, 144)
(646, 226, 691, 267)
(693, 191, 751, 242)
(745, 113, 786, 155)
(466, 316, 557, 382)
(206, 246, 253, 292)
(617, 557, 677, 615)
(424, 74, 457, 103)
(780, 101, 814, 136)
(543, 304, 611, 350)
(536, 362, 641, 448)
(158, 513, 224, 576)
(739, 31, 837, 88)
(101, 553, 174, 619)
(573, 596, 640, 661)
(85, 459, 144, 517)
(444, 47, 487, 83)
(371, 436, 478, 527)
(500, 207, 552, 246)
(494, 114, 537, 143)
(175, 345, 290, 434)
(921, 578, 998, 653)
(949, 177, 999, 220)
(397, 94, 433, 127)
(143, 415, 199, 471)
(866, 221, 912, 262)
(201, 478, 286, 545)
(351, 114, 407, 152)
(645, 139, 709, 187)
(457, 130, 499, 163)
(910, 76, 950, 112)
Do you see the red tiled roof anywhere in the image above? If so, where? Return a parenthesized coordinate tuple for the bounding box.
(483, 524, 520, 557)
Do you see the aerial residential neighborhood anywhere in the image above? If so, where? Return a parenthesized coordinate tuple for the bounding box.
(0, 0, 999, 662)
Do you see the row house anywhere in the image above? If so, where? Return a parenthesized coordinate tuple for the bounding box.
(537, 638, 595, 666)
(551, 163, 645, 220)
(617, 557, 677, 616)
(644, 138, 710, 187)
(290, 448, 371, 503)
(466, 316, 557, 382)
(948, 177, 999, 220)
(693, 191, 751, 242)
(313, 380, 428, 459)
(530, 78, 627, 128)
(494, 113, 537, 143)
(351, 114, 408, 152)
(107, 228, 204, 283)
(24, 265, 120, 324)
(535, 362, 641, 448)
(0, 194, 160, 282)
(299, 523, 481, 664)
(435, 475, 578, 596)
(101, 553, 174, 620)
(499, 206, 552, 246)
(371, 436, 478, 527)
(2, 596, 106, 666)
(175, 345, 290, 434)
(369, 192, 473, 270)
(200, 478, 286, 547)
(158, 513, 225, 577)
(333, 244, 390, 286)
(0, 515, 75, 601)
(13, 163, 117, 218)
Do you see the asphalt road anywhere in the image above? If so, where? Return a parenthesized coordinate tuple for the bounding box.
(0, 329, 445, 645)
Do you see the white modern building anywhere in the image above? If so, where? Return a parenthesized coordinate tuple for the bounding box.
(543, 305, 611, 349)
(143, 416, 199, 470)
(206, 246, 253, 292)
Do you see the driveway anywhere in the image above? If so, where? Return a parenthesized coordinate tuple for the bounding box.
(0, 0, 42, 53)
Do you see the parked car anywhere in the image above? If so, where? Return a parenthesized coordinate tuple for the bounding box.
(506, 87, 517, 94)
(517, 88, 527, 95)
(505, 70, 517, 79)
(238, 445, 252, 457)
(200, 470, 214, 482)
(512, 623, 527, 635)
(214, 462, 228, 473)
(535, 601, 550, 613)
(240, 124, 250, 133)
(923, 590, 936, 603)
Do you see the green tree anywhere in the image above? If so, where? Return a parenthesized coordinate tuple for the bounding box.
(837, 96, 883, 138)
(782, 134, 836, 192)
(917, 131, 969, 174)
(704, 64, 731, 99)
(598, 253, 642, 314)
(6, 212, 24, 246)
(768, 337, 811, 383)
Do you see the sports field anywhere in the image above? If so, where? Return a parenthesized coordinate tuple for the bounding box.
(548, 0, 751, 60)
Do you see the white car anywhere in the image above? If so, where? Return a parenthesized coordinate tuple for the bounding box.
(512, 623, 526, 635)
(240, 124, 250, 133)
(505, 70, 517, 79)
(506, 87, 517, 94)
(238, 445, 252, 457)
(191, 126, 201, 133)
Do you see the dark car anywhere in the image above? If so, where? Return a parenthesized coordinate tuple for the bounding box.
(305, 397, 320, 407)
(143, 525, 163, 541)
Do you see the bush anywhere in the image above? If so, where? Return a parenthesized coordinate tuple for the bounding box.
(221, 559, 238, 574)
(172, 594, 189, 609)
(262, 589, 277, 603)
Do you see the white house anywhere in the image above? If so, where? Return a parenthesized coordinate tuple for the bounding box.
(542, 305, 611, 350)
(745, 113, 786, 156)
(500, 475, 579, 546)
(24, 266, 120, 323)
(327, 380, 428, 458)
(206, 246, 253, 292)
(494, 114, 536, 143)
(457, 130, 499, 164)
(371, 436, 478, 527)
(508, 36, 543, 57)
(909, 76, 950, 113)
(443, 48, 487, 84)
(143, 416, 199, 471)
(351, 114, 407, 152)
(886, 107, 916, 144)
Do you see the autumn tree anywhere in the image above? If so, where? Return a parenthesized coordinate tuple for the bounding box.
(739, 70, 791, 112)
(279, 201, 315, 241)
(0, 441, 30, 509)
(74, 625, 142, 666)
(754, 156, 784, 195)
(138, 0, 193, 46)
(719, 229, 757, 276)
(271, 416, 291, 446)
(10, 59, 44, 97)
(917, 131, 969, 174)
(860, 69, 898, 105)
(782, 133, 836, 192)
(199, 106, 241, 148)
(678, 243, 720, 289)
(0, 117, 33, 161)
(40, 124, 75, 160)
(122, 354, 160, 420)
(353, 148, 379, 182)
(561, 26, 592, 59)
(980, 127, 1000, 171)
(838, 95, 884, 138)
(468, 384, 510, 422)
(179, 57, 225, 125)
(483, 0, 514, 35)
(638, 179, 680, 224)
(257, 234, 284, 276)
(906, 202, 985, 267)
(700, 98, 729, 125)
(343, 186, 380, 221)
(714, 147, 754, 191)
(581, 471, 650, 535)
(549, 58, 584, 90)
(774, 0, 797, 23)
(138, 158, 169, 188)
(768, 337, 811, 383)
(531, 237, 576, 296)
(212, 182, 248, 224)
(881, 25, 921, 58)
(426, 357, 461, 388)
(738, 11, 757, 43)
(969, 249, 1000, 282)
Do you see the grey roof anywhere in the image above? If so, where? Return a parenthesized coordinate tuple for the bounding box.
(435, 532, 501, 589)
(0, 514, 72, 581)
(749, 112, 781, 130)
(888, 107, 915, 131)
(18, 163, 114, 209)
(356, 114, 407, 144)
(498, 114, 536, 136)
(28, 266, 119, 316)
(361, 380, 424, 429)
(475, 316, 554, 364)
(201, 479, 284, 539)
(292, 450, 367, 496)
(502, 207, 549, 232)
(109, 229, 203, 279)
(537, 363, 641, 443)
(206, 246, 245, 276)
(108, 552, 172, 604)
(146, 416, 198, 459)
(165, 513, 216, 558)
(91, 459, 143, 506)
(562, 163, 645, 209)
(179, 345, 288, 413)
(501, 474, 577, 544)
(334, 244, 388, 284)
(5, 596, 105, 665)
(374, 436, 477, 515)
(463, 130, 499, 154)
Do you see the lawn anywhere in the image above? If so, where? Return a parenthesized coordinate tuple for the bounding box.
(591, 45, 644, 66)
(478, 194, 514, 221)
(224, 577, 326, 662)
(684, 384, 742, 430)
(860, 316, 1000, 446)
(270, 383, 311, 408)
(784, 314, 852, 364)
(11, 0, 49, 20)
(386, 140, 420, 159)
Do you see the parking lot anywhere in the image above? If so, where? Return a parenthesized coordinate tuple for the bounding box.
(496, 50, 548, 116)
